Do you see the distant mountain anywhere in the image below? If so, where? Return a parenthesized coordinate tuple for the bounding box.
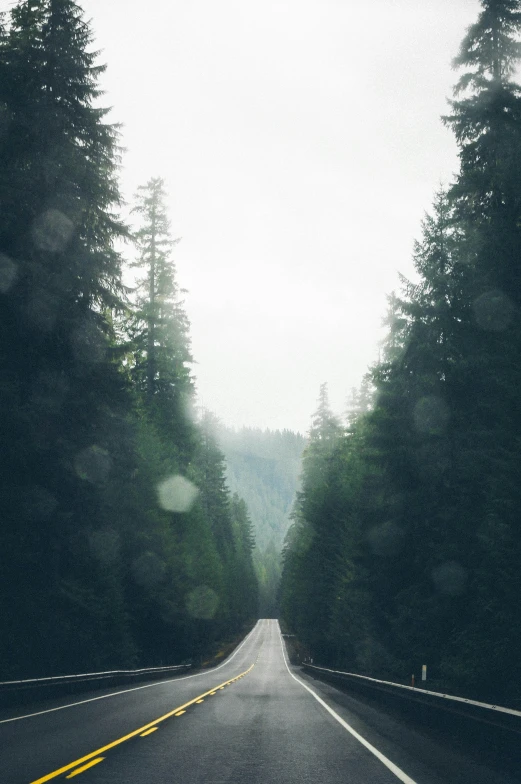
(218, 426, 306, 551)
(217, 426, 307, 615)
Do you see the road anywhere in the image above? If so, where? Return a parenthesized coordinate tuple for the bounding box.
(0, 619, 516, 784)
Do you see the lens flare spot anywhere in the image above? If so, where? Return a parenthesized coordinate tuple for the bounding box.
(473, 289, 514, 332)
(0, 254, 17, 293)
(367, 522, 404, 557)
(22, 486, 57, 521)
(185, 585, 219, 619)
(132, 552, 166, 587)
(88, 528, 121, 565)
(431, 561, 468, 596)
(27, 288, 58, 331)
(70, 321, 106, 364)
(74, 445, 112, 484)
(32, 209, 74, 253)
(413, 396, 449, 435)
(214, 694, 246, 725)
(157, 475, 199, 513)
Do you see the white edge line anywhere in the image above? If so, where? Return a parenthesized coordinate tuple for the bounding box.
(277, 622, 418, 784)
(0, 621, 262, 725)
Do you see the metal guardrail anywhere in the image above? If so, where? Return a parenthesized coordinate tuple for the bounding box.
(301, 659, 521, 772)
(302, 663, 521, 774)
(301, 662, 521, 726)
(0, 663, 192, 707)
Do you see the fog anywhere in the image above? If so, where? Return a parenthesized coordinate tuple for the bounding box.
(81, 0, 480, 432)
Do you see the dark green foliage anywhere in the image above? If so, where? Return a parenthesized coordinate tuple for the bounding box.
(0, 0, 257, 680)
(281, 1, 521, 705)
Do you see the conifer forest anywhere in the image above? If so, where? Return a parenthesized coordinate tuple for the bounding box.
(1, 0, 521, 714)
(0, 0, 258, 678)
(281, 0, 521, 706)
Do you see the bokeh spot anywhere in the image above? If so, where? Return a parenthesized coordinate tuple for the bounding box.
(185, 585, 219, 619)
(0, 254, 18, 293)
(367, 522, 405, 557)
(32, 209, 74, 253)
(70, 321, 106, 364)
(74, 445, 112, 484)
(431, 561, 468, 596)
(157, 475, 199, 513)
(473, 289, 514, 332)
(413, 396, 450, 435)
(88, 528, 121, 566)
(132, 552, 166, 588)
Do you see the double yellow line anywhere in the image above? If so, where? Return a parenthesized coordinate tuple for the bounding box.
(31, 663, 254, 784)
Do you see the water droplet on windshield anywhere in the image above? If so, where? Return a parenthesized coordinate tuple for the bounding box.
(473, 289, 514, 332)
(0, 254, 18, 293)
(74, 445, 112, 484)
(413, 396, 449, 435)
(431, 561, 468, 596)
(32, 209, 74, 253)
(185, 585, 219, 619)
(157, 475, 199, 513)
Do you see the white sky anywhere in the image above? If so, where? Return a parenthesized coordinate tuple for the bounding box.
(78, 0, 480, 433)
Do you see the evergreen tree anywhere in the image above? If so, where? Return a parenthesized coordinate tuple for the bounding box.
(128, 177, 194, 461)
(0, 0, 132, 677)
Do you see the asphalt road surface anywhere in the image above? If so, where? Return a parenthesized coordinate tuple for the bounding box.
(0, 619, 517, 784)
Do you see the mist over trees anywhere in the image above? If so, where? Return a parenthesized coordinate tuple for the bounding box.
(0, 0, 257, 679)
(217, 426, 306, 615)
(281, 0, 521, 705)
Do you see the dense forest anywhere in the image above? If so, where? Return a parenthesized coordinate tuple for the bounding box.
(0, 0, 257, 679)
(218, 426, 306, 615)
(281, 0, 521, 706)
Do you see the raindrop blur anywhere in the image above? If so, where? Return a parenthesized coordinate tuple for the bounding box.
(88, 528, 120, 566)
(132, 552, 166, 588)
(413, 396, 450, 435)
(0, 103, 10, 139)
(0, 254, 17, 293)
(414, 440, 451, 481)
(185, 585, 219, 619)
(473, 289, 514, 332)
(214, 694, 246, 725)
(367, 521, 404, 557)
(27, 288, 58, 331)
(157, 475, 199, 513)
(31, 209, 74, 253)
(70, 321, 106, 364)
(32, 371, 69, 411)
(74, 445, 112, 484)
(22, 485, 57, 521)
(431, 561, 468, 596)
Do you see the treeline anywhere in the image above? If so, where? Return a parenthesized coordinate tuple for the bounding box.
(0, 0, 257, 679)
(281, 0, 521, 705)
(218, 426, 306, 615)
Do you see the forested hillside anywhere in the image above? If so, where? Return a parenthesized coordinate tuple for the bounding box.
(0, 0, 257, 680)
(281, 0, 521, 706)
(218, 426, 306, 615)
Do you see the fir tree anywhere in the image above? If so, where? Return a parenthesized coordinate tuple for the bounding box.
(128, 177, 194, 459)
(0, 0, 132, 677)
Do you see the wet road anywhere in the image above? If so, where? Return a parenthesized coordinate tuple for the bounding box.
(0, 619, 516, 784)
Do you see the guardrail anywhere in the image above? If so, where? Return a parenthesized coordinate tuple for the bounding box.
(301, 662, 521, 772)
(0, 663, 192, 708)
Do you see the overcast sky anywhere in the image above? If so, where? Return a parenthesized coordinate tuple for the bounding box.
(77, 0, 480, 434)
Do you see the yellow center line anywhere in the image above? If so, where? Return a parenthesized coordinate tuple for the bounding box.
(65, 759, 104, 779)
(174, 710, 186, 716)
(196, 699, 204, 704)
(140, 728, 158, 737)
(30, 663, 254, 784)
